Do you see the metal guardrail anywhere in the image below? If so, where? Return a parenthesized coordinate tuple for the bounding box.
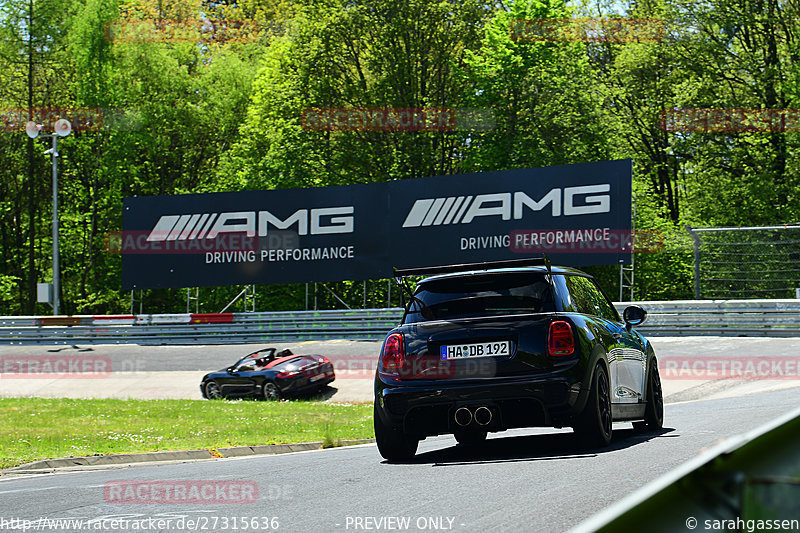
(0, 309, 404, 345)
(620, 299, 800, 337)
(0, 300, 798, 345)
(571, 404, 800, 532)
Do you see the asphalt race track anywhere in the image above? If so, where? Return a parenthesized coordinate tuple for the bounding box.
(1, 387, 800, 533)
(3, 336, 798, 373)
(2, 337, 800, 532)
(3, 337, 800, 403)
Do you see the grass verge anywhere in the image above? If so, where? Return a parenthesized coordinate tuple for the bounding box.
(0, 397, 374, 470)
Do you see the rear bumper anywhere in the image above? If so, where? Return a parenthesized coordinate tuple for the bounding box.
(375, 372, 590, 438)
(280, 374, 335, 395)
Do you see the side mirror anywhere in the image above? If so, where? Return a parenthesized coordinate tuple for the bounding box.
(623, 305, 647, 331)
(227, 367, 236, 374)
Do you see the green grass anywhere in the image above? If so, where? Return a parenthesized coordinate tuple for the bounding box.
(0, 397, 374, 470)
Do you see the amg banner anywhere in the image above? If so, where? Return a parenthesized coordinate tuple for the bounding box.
(121, 159, 631, 289)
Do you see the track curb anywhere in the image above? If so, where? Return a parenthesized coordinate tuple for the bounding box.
(2, 439, 376, 474)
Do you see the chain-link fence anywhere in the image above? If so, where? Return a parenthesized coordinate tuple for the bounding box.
(687, 225, 800, 299)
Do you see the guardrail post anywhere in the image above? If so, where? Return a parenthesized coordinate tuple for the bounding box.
(186, 287, 199, 313)
(130, 290, 143, 315)
(686, 226, 701, 299)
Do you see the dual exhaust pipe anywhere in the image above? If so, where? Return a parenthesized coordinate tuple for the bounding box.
(454, 406, 493, 427)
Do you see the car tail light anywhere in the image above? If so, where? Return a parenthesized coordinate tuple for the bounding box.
(276, 370, 299, 379)
(381, 333, 404, 373)
(548, 320, 575, 356)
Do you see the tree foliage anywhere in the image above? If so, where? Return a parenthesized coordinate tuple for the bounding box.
(1, 0, 799, 314)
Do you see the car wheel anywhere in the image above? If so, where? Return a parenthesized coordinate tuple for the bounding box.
(574, 363, 613, 447)
(204, 381, 222, 400)
(262, 381, 281, 401)
(643, 361, 664, 430)
(374, 403, 419, 462)
(453, 429, 487, 446)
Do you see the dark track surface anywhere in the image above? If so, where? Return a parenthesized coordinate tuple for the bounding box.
(1, 336, 798, 372)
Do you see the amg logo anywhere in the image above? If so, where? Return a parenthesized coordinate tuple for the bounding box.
(146, 207, 354, 242)
(402, 185, 610, 228)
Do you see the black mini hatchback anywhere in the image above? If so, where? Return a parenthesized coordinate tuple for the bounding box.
(374, 261, 663, 461)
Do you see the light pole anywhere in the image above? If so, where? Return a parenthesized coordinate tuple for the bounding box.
(26, 119, 71, 315)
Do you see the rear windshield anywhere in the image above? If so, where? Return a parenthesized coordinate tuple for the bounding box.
(404, 272, 554, 323)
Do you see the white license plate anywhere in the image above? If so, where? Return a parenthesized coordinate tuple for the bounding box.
(440, 341, 511, 360)
(309, 373, 327, 382)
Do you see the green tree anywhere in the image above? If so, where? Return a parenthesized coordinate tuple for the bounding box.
(224, 0, 491, 191)
(669, 0, 800, 226)
(0, 0, 76, 313)
(461, 0, 611, 172)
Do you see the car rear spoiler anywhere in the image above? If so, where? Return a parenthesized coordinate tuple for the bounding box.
(392, 256, 553, 315)
(393, 256, 551, 278)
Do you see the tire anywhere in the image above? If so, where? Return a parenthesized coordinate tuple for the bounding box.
(204, 381, 222, 400)
(643, 360, 664, 430)
(574, 363, 613, 447)
(262, 381, 281, 401)
(453, 429, 487, 446)
(374, 403, 419, 462)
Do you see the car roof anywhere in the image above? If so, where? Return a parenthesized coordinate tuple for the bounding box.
(418, 265, 590, 285)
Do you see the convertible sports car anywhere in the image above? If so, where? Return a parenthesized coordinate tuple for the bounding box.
(201, 347, 335, 400)
(374, 258, 663, 461)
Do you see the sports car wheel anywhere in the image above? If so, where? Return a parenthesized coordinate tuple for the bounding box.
(453, 429, 487, 446)
(574, 363, 613, 447)
(262, 381, 281, 401)
(643, 361, 664, 430)
(204, 381, 222, 400)
(374, 403, 419, 462)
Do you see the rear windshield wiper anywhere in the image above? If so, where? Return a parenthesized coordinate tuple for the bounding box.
(392, 271, 430, 319)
